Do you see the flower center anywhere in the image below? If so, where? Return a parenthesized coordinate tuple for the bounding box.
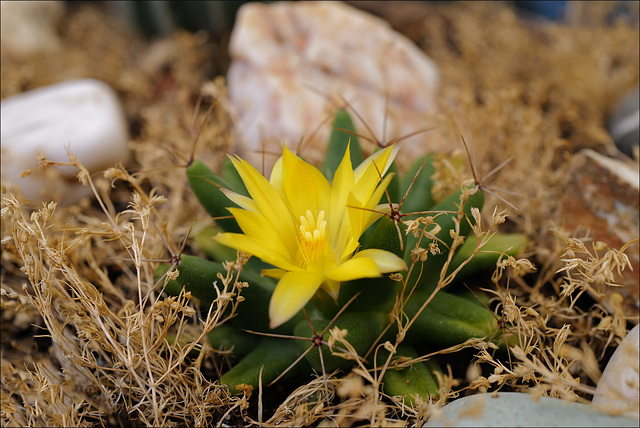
(298, 209, 327, 265)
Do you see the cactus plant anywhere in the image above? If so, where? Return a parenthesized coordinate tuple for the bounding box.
(157, 109, 528, 404)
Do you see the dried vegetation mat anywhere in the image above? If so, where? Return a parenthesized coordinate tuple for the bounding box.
(1, 2, 639, 427)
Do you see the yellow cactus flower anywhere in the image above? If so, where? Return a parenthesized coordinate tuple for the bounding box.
(215, 144, 407, 329)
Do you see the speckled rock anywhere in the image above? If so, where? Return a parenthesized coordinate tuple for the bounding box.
(424, 392, 638, 427)
(559, 149, 639, 317)
(593, 324, 639, 419)
(0, 1, 65, 59)
(1, 79, 130, 206)
(227, 1, 440, 174)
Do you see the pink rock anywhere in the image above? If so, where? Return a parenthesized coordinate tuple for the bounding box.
(227, 1, 440, 174)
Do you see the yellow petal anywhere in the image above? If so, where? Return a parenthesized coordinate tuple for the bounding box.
(344, 148, 395, 243)
(269, 271, 325, 329)
(340, 237, 361, 262)
(352, 145, 397, 209)
(281, 145, 331, 218)
(221, 188, 257, 212)
(353, 248, 407, 273)
(366, 173, 394, 211)
(328, 144, 355, 253)
(227, 207, 296, 260)
(354, 145, 397, 183)
(215, 232, 300, 272)
(346, 192, 381, 244)
(262, 268, 287, 279)
(358, 173, 394, 233)
(269, 154, 285, 198)
(374, 203, 393, 215)
(324, 256, 381, 282)
(320, 278, 341, 300)
(229, 155, 297, 243)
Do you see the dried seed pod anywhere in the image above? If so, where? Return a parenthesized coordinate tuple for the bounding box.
(405, 186, 485, 293)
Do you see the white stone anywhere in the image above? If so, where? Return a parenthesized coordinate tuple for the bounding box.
(593, 324, 640, 419)
(1, 79, 130, 205)
(227, 1, 440, 174)
(0, 1, 65, 59)
(424, 392, 638, 427)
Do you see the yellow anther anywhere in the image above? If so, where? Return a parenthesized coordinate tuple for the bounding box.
(297, 210, 327, 265)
